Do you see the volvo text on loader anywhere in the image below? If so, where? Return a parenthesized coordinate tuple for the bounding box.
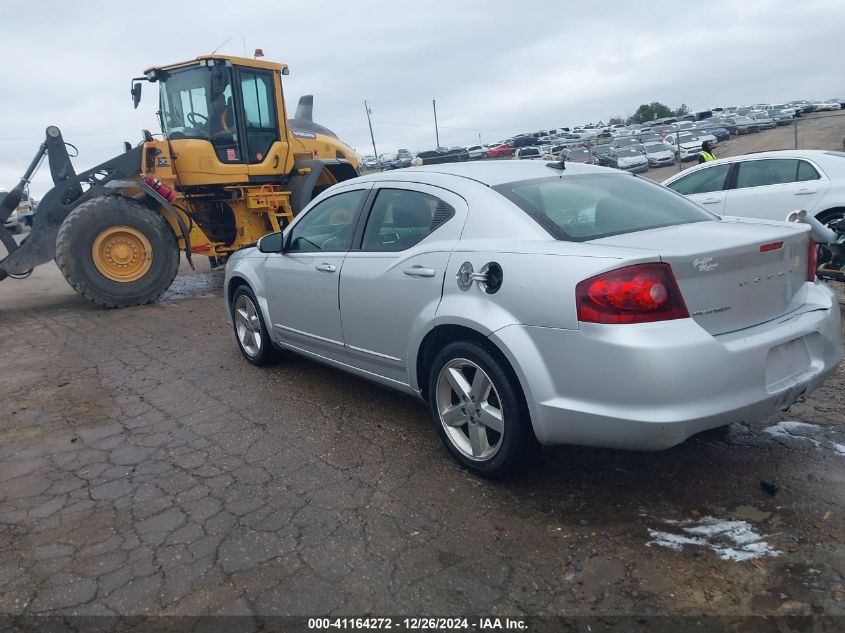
(0, 54, 360, 307)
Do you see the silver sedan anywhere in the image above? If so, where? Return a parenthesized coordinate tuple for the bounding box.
(225, 161, 843, 476)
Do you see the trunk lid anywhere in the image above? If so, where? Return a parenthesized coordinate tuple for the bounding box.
(592, 219, 811, 335)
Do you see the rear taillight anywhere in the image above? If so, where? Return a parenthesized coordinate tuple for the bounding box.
(576, 263, 689, 324)
(807, 239, 817, 281)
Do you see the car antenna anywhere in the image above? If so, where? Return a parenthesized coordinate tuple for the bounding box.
(546, 156, 566, 170)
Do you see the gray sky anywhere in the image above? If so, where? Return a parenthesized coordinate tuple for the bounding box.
(1, 0, 842, 197)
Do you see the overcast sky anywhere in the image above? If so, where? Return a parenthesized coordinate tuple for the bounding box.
(1, 0, 842, 197)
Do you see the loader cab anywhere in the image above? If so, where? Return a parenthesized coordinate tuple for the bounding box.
(150, 57, 290, 182)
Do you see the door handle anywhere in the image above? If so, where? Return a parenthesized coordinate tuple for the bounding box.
(403, 266, 436, 278)
(794, 188, 816, 195)
(315, 263, 337, 273)
(701, 197, 721, 204)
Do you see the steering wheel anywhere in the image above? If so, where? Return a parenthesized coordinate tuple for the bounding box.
(187, 112, 208, 126)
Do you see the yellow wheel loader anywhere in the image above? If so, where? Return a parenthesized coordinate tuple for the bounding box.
(0, 55, 360, 307)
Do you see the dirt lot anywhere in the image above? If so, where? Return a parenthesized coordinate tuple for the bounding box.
(1, 115, 845, 626)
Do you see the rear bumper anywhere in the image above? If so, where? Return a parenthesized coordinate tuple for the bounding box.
(489, 282, 843, 451)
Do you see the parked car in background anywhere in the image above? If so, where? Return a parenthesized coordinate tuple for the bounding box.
(763, 110, 794, 126)
(2, 208, 25, 235)
(761, 103, 798, 118)
(611, 136, 640, 149)
(225, 160, 843, 476)
(553, 132, 588, 146)
(466, 145, 489, 160)
(697, 125, 731, 142)
(636, 133, 666, 144)
(812, 100, 842, 112)
(788, 100, 816, 114)
(663, 132, 710, 162)
(747, 112, 777, 129)
(591, 144, 613, 167)
(416, 148, 468, 165)
(639, 142, 676, 167)
(487, 144, 513, 159)
(607, 147, 649, 173)
(515, 146, 543, 160)
(561, 146, 599, 165)
(717, 116, 759, 135)
(661, 150, 845, 228)
(511, 135, 541, 148)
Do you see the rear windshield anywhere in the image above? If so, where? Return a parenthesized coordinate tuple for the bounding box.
(492, 174, 715, 241)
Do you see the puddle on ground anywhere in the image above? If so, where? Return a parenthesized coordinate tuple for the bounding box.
(646, 516, 781, 562)
(157, 271, 224, 305)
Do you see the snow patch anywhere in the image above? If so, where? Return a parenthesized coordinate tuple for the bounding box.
(763, 421, 822, 446)
(646, 516, 780, 562)
(833, 443, 845, 456)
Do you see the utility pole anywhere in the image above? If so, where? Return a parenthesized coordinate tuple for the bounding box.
(364, 100, 379, 168)
(433, 99, 440, 149)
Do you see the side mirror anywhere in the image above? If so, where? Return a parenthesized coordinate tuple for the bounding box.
(131, 83, 142, 109)
(257, 232, 284, 253)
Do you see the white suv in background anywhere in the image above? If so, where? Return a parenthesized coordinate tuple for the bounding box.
(662, 150, 845, 227)
(466, 145, 489, 160)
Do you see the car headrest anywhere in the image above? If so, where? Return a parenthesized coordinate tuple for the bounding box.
(593, 197, 629, 233)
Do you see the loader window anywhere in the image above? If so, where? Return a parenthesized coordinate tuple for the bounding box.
(159, 65, 241, 163)
(239, 69, 279, 164)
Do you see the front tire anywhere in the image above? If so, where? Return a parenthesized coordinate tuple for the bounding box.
(428, 341, 534, 477)
(231, 286, 277, 366)
(55, 196, 180, 308)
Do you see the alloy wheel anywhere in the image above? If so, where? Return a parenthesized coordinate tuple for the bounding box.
(234, 294, 262, 357)
(435, 358, 504, 461)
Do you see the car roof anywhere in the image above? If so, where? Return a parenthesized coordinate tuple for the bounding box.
(350, 160, 607, 187)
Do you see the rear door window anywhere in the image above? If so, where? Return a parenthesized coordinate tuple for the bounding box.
(666, 163, 731, 195)
(494, 174, 714, 241)
(360, 189, 455, 252)
(735, 159, 801, 188)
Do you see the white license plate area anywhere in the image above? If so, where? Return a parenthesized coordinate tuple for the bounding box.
(765, 337, 811, 391)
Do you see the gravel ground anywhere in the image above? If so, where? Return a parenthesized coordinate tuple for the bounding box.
(1, 115, 844, 625)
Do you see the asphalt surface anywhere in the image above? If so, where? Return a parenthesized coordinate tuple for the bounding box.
(0, 254, 844, 622)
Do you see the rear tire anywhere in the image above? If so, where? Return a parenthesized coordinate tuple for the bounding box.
(55, 196, 179, 308)
(428, 341, 534, 477)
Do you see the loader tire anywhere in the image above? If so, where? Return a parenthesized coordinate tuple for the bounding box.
(56, 196, 180, 308)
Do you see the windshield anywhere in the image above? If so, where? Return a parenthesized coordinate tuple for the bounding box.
(159, 64, 240, 162)
(568, 149, 589, 159)
(644, 143, 666, 152)
(493, 174, 713, 241)
(617, 148, 641, 156)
